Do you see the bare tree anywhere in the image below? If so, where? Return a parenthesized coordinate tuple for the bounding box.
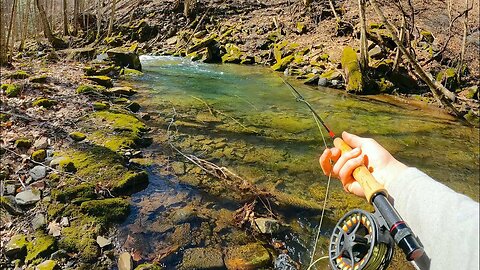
(107, 0, 117, 37)
(6, 0, 17, 62)
(457, 0, 469, 81)
(35, 0, 66, 48)
(358, 0, 368, 70)
(63, 0, 69, 35)
(19, 0, 31, 52)
(73, 0, 79, 35)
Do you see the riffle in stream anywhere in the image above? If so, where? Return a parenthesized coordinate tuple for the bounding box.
(116, 56, 479, 269)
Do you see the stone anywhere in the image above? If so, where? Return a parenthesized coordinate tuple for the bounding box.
(15, 189, 41, 205)
(254, 218, 283, 234)
(32, 149, 47, 162)
(181, 247, 224, 269)
(32, 98, 57, 108)
(5, 234, 28, 258)
(368, 45, 384, 59)
(47, 221, 61, 237)
(118, 252, 133, 270)
(30, 166, 47, 181)
(126, 102, 141, 113)
(225, 243, 271, 269)
(96, 236, 112, 248)
(29, 75, 48, 83)
(25, 234, 56, 263)
(0, 196, 23, 215)
(60, 217, 69, 227)
(171, 206, 198, 224)
(33, 137, 49, 149)
(69, 132, 86, 142)
(85, 76, 113, 88)
(15, 138, 32, 148)
(32, 213, 46, 230)
(35, 259, 60, 270)
(107, 86, 137, 96)
(50, 249, 68, 260)
(303, 74, 319, 85)
(107, 47, 142, 71)
(318, 77, 328, 87)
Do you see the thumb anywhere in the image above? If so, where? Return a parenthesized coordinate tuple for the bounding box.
(342, 131, 365, 148)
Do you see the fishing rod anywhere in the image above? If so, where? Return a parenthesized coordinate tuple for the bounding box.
(281, 78, 424, 270)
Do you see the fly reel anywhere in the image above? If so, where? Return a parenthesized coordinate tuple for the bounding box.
(329, 209, 394, 270)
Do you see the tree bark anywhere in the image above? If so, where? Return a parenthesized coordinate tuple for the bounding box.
(96, 0, 102, 41)
(73, 0, 79, 35)
(6, 0, 17, 62)
(63, 0, 69, 35)
(458, 0, 469, 81)
(358, 0, 368, 70)
(369, 0, 462, 117)
(107, 0, 117, 37)
(393, 16, 406, 71)
(19, 0, 31, 52)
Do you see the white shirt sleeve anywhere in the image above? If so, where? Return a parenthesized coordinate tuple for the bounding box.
(385, 167, 479, 270)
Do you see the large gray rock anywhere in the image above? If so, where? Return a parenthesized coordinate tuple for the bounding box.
(15, 189, 41, 205)
(32, 213, 46, 230)
(181, 247, 224, 269)
(96, 236, 112, 248)
(118, 252, 133, 270)
(107, 47, 142, 71)
(30, 166, 46, 181)
(254, 218, 283, 234)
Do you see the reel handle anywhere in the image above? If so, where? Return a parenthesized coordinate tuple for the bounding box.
(333, 137, 387, 203)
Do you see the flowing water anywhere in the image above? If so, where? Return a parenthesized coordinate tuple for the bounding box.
(117, 56, 479, 269)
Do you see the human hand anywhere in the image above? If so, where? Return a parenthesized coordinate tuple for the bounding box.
(319, 131, 408, 198)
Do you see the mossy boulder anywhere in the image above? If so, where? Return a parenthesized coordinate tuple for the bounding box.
(225, 243, 271, 269)
(29, 75, 48, 83)
(36, 260, 61, 270)
(32, 98, 57, 108)
(93, 102, 109, 110)
(66, 47, 96, 61)
(58, 158, 76, 173)
(112, 171, 149, 195)
(436, 68, 458, 89)
(69, 132, 86, 142)
(187, 34, 217, 53)
(376, 78, 395, 93)
(367, 25, 396, 49)
(76, 84, 107, 94)
(420, 30, 435, 43)
(80, 198, 130, 224)
(85, 76, 113, 88)
(341, 47, 364, 93)
(107, 86, 137, 96)
(15, 138, 32, 148)
(107, 47, 142, 71)
(5, 234, 28, 259)
(2, 83, 20, 97)
(8, 70, 30, 79)
(32, 149, 47, 162)
(52, 183, 96, 204)
(134, 263, 162, 270)
(271, 55, 294, 71)
(126, 102, 141, 113)
(84, 65, 119, 76)
(120, 68, 144, 77)
(59, 225, 99, 263)
(320, 69, 342, 80)
(25, 234, 56, 264)
(222, 43, 243, 63)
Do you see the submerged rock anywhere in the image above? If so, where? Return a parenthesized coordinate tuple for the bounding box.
(254, 218, 283, 234)
(181, 247, 224, 269)
(118, 252, 133, 270)
(225, 243, 271, 269)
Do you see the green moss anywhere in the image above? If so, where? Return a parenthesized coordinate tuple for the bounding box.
(341, 46, 363, 93)
(5, 234, 28, 258)
(377, 78, 395, 93)
(271, 55, 294, 71)
(32, 149, 47, 162)
(59, 221, 99, 262)
(436, 68, 458, 89)
(0, 113, 10, 122)
(36, 260, 60, 270)
(420, 30, 434, 43)
(3, 83, 20, 97)
(25, 233, 56, 264)
(32, 98, 57, 108)
(121, 68, 144, 77)
(30, 75, 48, 83)
(8, 70, 30, 79)
(15, 138, 32, 148)
(296, 22, 306, 34)
(225, 243, 271, 269)
(222, 43, 243, 63)
(52, 183, 96, 204)
(320, 69, 341, 80)
(134, 263, 162, 270)
(47, 203, 65, 218)
(369, 23, 384, 29)
(112, 171, 149, 195)
(85, 76, 113, 88)
(69, 132, 86, 142)
(93, 102, 109, 110)
(80, 198, 130, 224)
(76, 84, 107, 94)
(319, 53, 329, 61)
(58, 158, 76, 173)
(78, 238, 99, 262)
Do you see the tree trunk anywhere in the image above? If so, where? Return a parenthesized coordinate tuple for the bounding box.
(369, 0, 462, 117)
(19, 0, 31, 52)
(107, 0, 117, 37)
(96, 0, 102, 41)
(73, 0, 79, 35)
(393, 16, 406, 71)
(358, 0, 368, 70)
(63, 0, 69, 35)
(35, 0, 66, 48)
(458, 0, 469, 81)
(6, 0, 17, 62)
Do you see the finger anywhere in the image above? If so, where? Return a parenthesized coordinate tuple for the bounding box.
(345, 181, 365, 197)
(319, 148, 333, 175)
(332, 147, 361, 176)
(338, 154, 366, 186)
(330, 148, 341, 162)
(342, 131, 366, 148)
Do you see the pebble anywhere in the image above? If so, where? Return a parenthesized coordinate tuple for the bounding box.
(96, 236, 112, 248)
(318, 77, 328, 87)
(118, 252, 133, 270)
(60, 217, 70, 227)
(254, 217, 282, 234)
(5, 185, 16, 195)
(32, 213, 46, 230)
(29, 166, 46, 181)
(33, 137, 49, 149)
(15, 189, 41, 205)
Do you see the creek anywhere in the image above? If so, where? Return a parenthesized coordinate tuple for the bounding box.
(117, 56, 479, 269)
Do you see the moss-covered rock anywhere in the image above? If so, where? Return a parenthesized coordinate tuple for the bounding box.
(76, 84, 107, 94)
(271, 55, 294, 71)
(436, 68, 458, 89)
(69, 132, 86, 142)
(187, 34, 218, 53)
(59, 223, 99, 263)
(112, 171, 149, 195)
(107, 86, 137, 96)
(225, 243, 271, 269)
(120, 68, 144, 77)
(465, 86, 478, 99)
(134, 263, 162, 270)
(36, 259, 61, 270)
(5, 234, 28, 259)
(341, 47, 364, 93)
(15, 138, 32, 148)
(29, 75, 48, 83)
(32, 98, 57, 108)
(52, 183, 96, 204)
(32, 149, 47, 162)
(8, 70, 30, 79)
(2, 83, 20, 97)
(85, 76, 113, 88)
(66, 47, 96, 61)
(376, 78, 395, 93)
(107, 46, 142, 71)
(25, 233, 56, 264)
(420, 30, 435, 43)
(80, 198, 130, 224)
(367, 25, 395, 49)
(93, 102, 109, 110)
(58, 158, 77, 173)
(222, 43, 243, 63)
(126, 102, 141, 113)
(296, 22, 306, 34)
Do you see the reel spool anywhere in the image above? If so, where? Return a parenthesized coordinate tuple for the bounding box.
(329, 209, 394, 270)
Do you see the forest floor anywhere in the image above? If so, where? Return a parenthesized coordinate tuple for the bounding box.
(0, 0, 479, 269)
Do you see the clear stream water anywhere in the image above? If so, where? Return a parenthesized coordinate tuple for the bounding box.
(117, 56, 479, 268)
